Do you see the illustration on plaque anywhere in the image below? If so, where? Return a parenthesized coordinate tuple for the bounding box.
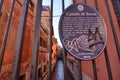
(59, 3, 107, 60)
(63, 26, 104, 52)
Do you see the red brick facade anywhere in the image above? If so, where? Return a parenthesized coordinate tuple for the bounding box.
(0, 0, 50, 79)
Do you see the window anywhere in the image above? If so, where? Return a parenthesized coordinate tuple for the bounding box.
(40, 37, 42, 46)
(40, 37, 47, 48)
(44, 65, 46, 72)
(0, 12, 2, 17)
(19, 75, 25, 80)
(29, 1, 34, 12)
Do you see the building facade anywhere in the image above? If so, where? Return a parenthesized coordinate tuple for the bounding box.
(0, 0, 51, 80)
(52, 37, 58, 64)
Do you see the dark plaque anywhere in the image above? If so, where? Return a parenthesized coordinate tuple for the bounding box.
(59, 3, 107, 60)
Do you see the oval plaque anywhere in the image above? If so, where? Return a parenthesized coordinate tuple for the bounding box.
(59, 3, 107, 60)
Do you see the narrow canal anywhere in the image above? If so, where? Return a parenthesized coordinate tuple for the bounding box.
(52, 60, 73, 80)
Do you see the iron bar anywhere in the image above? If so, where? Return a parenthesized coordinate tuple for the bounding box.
(83, 0, 98, 79)
(30, 0, 43, 80)
(61, 0, 67, 80)
(0, 0, 16, 71)
(112, 0, 120, 24)
(48, 0, 53, 80)
(72, 0, 83, 80)
(94, 0, 98, 11)
(92, 60, 98, 80)
(10, 0, 30, 80)
(104, 48, 113, 80)
(104, 0, 120, 61)
(62, 0, 65, 12)
(92, 0, 98, 79)
(78, 60, 82, 80)
(0, 0, 4, 16)
(63, 49, 67, 80)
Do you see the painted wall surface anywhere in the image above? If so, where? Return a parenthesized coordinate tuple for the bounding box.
(70, 0, 120, 80)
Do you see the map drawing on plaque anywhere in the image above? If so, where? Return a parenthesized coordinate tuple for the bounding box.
(59, 3, 107, 60)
